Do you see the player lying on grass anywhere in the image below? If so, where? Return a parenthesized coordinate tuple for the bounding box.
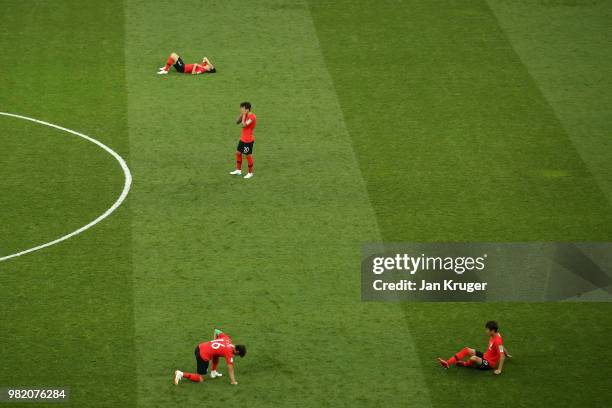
(229, 101, 256, 179)
(157, 52, 216, 75)
(437, 320, 511, 375)
(174, 328, 246, 385)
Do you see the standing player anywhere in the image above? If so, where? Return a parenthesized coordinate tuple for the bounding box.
(229, 102, 256, 179)
(174, 328, 246, 385)
(157, 52, 216, 75)
(437, 321, 511, 375)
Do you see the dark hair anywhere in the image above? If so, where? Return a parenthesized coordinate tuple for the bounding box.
(235, 344, 247, 358)
(240, 101, 251, 110)
(208, 67, 216, 74)
(485, 321, 499, 332)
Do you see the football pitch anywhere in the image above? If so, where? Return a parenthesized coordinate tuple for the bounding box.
(1, 0, 612, 407)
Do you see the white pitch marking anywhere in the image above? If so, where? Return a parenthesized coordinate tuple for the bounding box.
(0, 112, 132, 262)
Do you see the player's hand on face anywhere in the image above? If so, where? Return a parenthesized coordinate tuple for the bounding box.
(494, 369, 502, 375)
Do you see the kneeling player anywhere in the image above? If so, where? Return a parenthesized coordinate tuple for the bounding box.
(437, 320, 511, 375)
(174, 328, 246, 385)
(158, 52, 216, 75)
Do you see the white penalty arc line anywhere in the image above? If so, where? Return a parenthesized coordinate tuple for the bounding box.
(0, 112, 132, 262)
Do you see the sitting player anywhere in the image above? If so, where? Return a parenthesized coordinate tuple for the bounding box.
(157, 52, 216, 75)
(437, 320, 511, 375)
(174, 328, 246, 385)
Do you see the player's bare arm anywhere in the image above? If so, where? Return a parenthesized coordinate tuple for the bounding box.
(228, 364, 238, 385)
(237, 109, 248, 127)
(194, 63, 202, 74)
(241, 115, 253, 128)
(201, 57, 215, 72)
(494, 353, 506, 375)
(191, 64, 204, 74)
(192, 62, 215, 75)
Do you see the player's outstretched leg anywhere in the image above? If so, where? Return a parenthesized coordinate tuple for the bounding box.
(230, 151, 242, 175)
(174, 369, 203, 385)
(183, 372, 203, 382)
(438, 347, 475, 368)
(158, 52, 179, 74)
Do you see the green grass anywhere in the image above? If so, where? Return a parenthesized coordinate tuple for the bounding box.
(308, 1, 612, 406)
(1, 0, 611, 407)
(0, 1, 134, 407)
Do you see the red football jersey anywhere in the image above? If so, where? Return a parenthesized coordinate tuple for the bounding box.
(184, 62, 210, 75)
(483, 333, 504, 367)
(240, 113, 256, 143)
(198, 333, 235, 366)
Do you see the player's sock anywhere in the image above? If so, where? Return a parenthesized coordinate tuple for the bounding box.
(164, 57, 174, 71)
(236, 153, 243, 170)
(462, 359, 474, 367)
(247, 155, 253, 173)
(448, 347, 471, 366)
(182, 372, 202, 382)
